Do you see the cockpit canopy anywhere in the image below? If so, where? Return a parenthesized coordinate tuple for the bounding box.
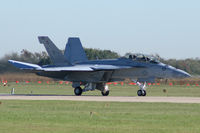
(124, 53, 160, 64)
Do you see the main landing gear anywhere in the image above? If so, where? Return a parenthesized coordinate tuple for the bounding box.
(74, 87, 83, 96)
(73, 82, 109, 96)
(101, 84, 109, 96)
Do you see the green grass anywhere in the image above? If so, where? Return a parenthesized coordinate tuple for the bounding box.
(1, 83, 200, 97)
(0, 100, 200, 133)
(1, 83, 200, 133)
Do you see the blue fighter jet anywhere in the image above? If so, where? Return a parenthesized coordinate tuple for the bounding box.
(8, 36, 191, 96)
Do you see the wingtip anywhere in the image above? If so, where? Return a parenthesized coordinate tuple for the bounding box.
(8, 60, 15, 63)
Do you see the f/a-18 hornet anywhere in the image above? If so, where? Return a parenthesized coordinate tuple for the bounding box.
(9, 36, 191, 96)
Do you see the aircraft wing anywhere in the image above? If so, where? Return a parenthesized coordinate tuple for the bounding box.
(42, 65, 94, 71)
(8, 60, 144, 72)
(90, 65, 145, 71)
(8, 60, 94, 72)
(36, 65, 133, 72)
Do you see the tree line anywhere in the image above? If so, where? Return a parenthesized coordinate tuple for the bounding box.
(0, 48, 200, 75)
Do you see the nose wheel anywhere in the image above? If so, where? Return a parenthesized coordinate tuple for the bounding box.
(137, 90, 146, 96)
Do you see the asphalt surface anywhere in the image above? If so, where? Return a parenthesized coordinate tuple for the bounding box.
(0, 94, 200, 103)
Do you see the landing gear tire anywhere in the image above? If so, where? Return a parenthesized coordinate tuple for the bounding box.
(137, 90, 146, 96)
(142, 90, 146, 96)
(74, 87, 82, 96)
(101, 90, 109, 96)
(137, 90, 142, 96)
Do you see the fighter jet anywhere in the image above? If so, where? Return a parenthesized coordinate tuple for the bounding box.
(8, 36, 191, 96)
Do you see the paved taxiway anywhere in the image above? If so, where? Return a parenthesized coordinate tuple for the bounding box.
(0, 95, 200, 103)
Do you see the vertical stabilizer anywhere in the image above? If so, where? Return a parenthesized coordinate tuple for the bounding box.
(38, 36, 71, 65)
(64, 38, 88, 64)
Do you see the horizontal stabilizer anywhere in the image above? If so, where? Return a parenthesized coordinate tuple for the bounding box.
(8, 60, 42, 70)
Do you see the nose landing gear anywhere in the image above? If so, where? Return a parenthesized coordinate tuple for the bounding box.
(131, 80, 147, 96)
(136, 82, 147, 96)
(136, 81, 147, 96)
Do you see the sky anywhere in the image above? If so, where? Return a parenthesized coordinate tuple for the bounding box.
(0, 0, 200, 59)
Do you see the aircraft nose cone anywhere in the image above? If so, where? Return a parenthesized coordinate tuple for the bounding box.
(172, 69, 191, 78)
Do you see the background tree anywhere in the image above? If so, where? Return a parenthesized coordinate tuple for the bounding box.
(1, 49, 200, 75)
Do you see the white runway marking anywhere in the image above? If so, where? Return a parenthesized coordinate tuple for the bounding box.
(0, 95, 200, 103)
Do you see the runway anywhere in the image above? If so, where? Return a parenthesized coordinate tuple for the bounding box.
(0, 95, 200, 103)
